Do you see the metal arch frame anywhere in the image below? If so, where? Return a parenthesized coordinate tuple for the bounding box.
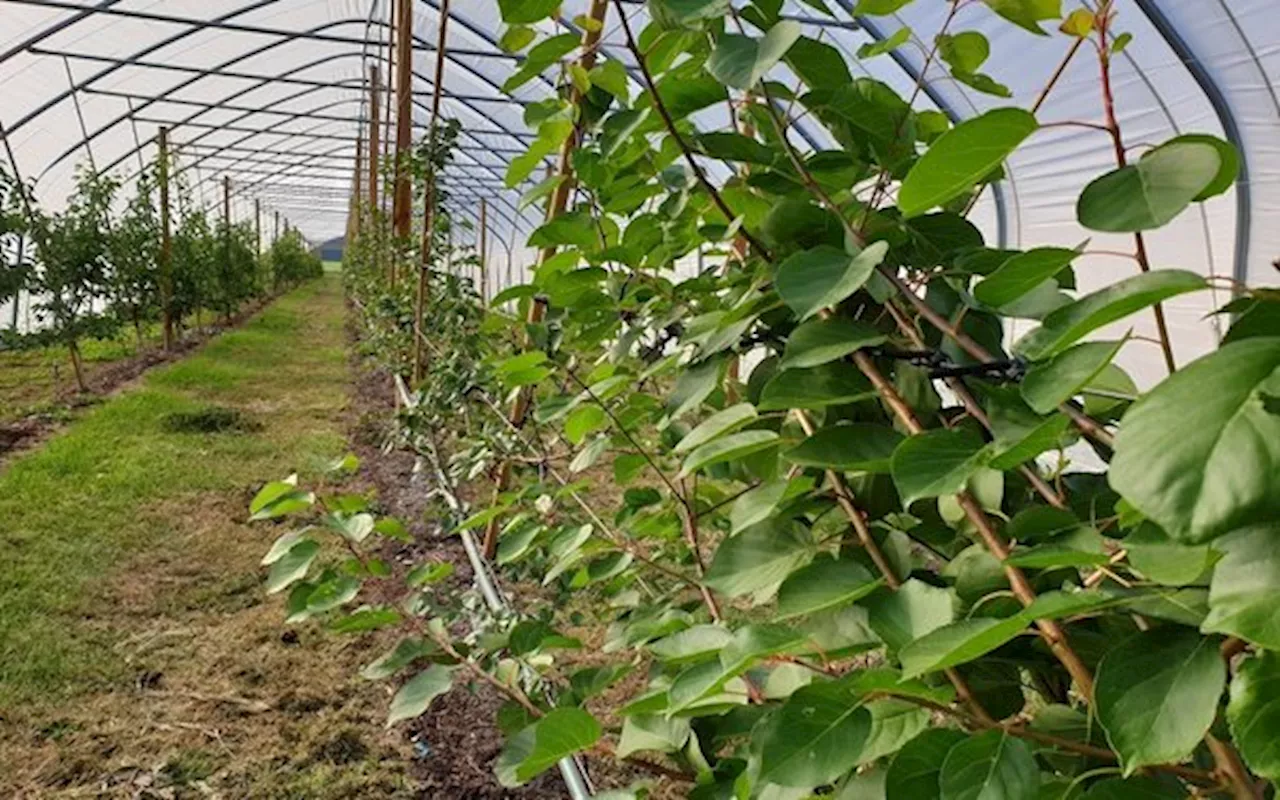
(93, 71, 544, 236)
(0, 0, 122, 64)
(68, 67, 538, 225)
(1133, 0, 1253, 288)
(6, 8, 558, 141)
(6, 0, 523, 63)
(4, 0, 282, 135)
(30, 44, 540, 182)
(127, 89, 528, 192)
(840, 4, 1013, 249)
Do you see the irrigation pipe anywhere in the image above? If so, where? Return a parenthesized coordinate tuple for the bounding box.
(391, 372, 596, 800)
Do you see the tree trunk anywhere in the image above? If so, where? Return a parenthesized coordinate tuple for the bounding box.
(68, 339, 88, 393)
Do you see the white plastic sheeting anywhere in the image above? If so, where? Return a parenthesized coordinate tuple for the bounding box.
(1, 0, 1278, 382)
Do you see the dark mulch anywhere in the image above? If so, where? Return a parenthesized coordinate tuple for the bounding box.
(342, 309, 569, 799)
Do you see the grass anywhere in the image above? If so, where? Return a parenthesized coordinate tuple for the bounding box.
(0, 276, 350, 706)
(0, 329, 152, 423)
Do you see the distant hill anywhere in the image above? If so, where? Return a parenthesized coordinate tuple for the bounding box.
(312, 236, 345, 263)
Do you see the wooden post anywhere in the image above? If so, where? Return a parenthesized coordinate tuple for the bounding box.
(481, 0, 609, 559)
(352, 116, 365, 237)
(479, 198, 489, 303)
(391, 0, 413, 252)
(274, 210, 280, 243)
(368, 65, 381, 221)
(158, 126, 175, 350)
(411, 0, 451, 386)
(222, 176, 232, 322)
(254, 198, 261, 254)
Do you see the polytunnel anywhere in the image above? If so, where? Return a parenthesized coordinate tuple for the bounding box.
(3, 2, 1280, 798)
(2, 0, 1278, 385)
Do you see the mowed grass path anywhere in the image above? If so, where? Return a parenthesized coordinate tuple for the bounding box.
(0, 276, 349, 705)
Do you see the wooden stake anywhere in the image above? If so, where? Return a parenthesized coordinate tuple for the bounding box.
(412, 0, 451, 386)
(479, 198, 489, 303)
(481, 0, 609, 559)
(368, 65, 381, 223)
(158, 126, 175, 350)
(391, 0, 414, 248)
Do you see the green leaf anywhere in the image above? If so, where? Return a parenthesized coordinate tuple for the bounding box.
(777, 556, 880, 619)
(974, 247, 1076, 309)
(648, 624, 733, 664)
(679, 429, 780, 477)
(858, 699, 929, 765)
(1059, 8, 1093, 36)
(503, 34, 581, 93)
(500, 25, 537, 53)
(864, 578, 956, 653)
(780, 317, 887, 369)
(858, 27, 912, 59)
(265, 539, 320, 594)
(939, 731, 1040, 800)
(1202, 523, 1280, 648)
(1077, 141, 1221, 232)
(387, 665, 455, 726)
(500, 708, 602, 785)
(1096, 630, 1225, 774)
(588, 59, 629, 101)
(901, 591, 1115, 678)
(1110, 338, 1280, 543)
(361, 638, 436, 681)
(262, 529, 309, 565)
(1016, 270, 1206, 360)
(775, 242, 890, 321)
(730, 479, 791, 534)
(617, 714, 691, 758)
(1021, 339, 1125, 414)
(1125, 523, 1215, 587)
(1151, 134, 1239, 201)
(705, 518, 812, 598)
(982, 0, 1061, 35)
(529, 210, 599, 250)
(564, 405, 607, 445)
(758, 363, 876, 411)
(785, 423, 902, 473)
(900, 618, 1022, 679)
(787, 35, 852, 90)
(706, 21, 802, 89)
(696, 131, 778, 166)
(1227, 651, 1280, 782)
(855, 0, 914, 14)
(651, 0, 731, 26)
(674, 403, 759, 454)
(249, 475, 313, 520)
(936, 32, 989, 74)
(886, 728, 967, 800)
(899, 109, 1038, 218)
(498, 0, 560, 24)
(756, 679, 873, 788)
(891, 429, 990, 507)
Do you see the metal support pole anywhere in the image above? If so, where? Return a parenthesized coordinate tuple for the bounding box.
(62, 56, 97, 172)
(481, 0, 609, 560)
(158, 126, 175, 350)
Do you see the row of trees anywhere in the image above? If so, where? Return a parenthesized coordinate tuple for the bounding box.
(253, 1, 1280, 799)
(0, 157, 323, 391)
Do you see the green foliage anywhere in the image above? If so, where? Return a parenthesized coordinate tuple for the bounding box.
(246, 4, 1279, 798)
